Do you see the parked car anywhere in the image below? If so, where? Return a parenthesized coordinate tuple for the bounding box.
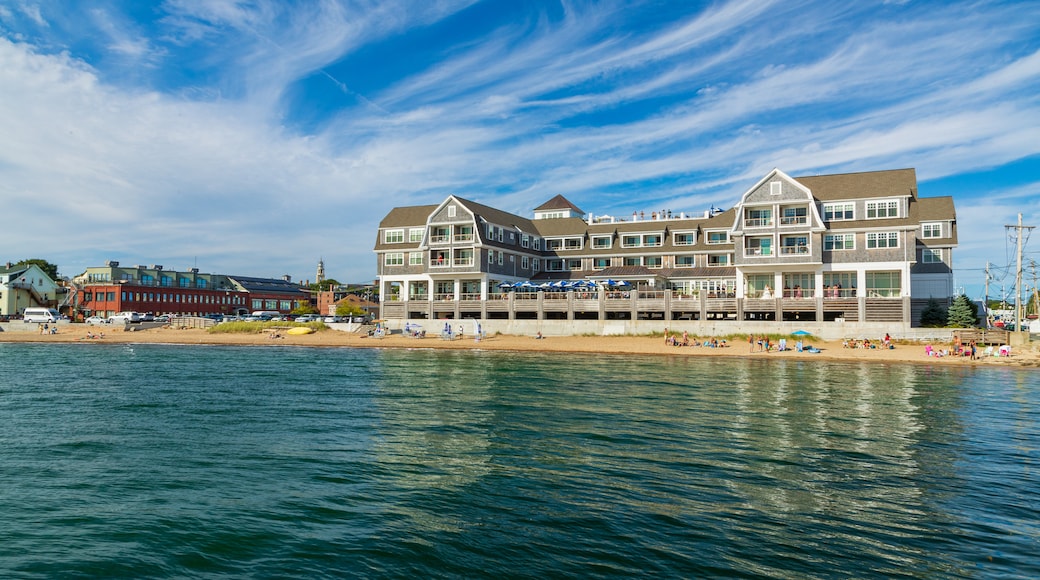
(154, 314, 171, 323)
(296, 314, 321, 323)
(84, 316, 108, 325)
(139, 313, 155, 322)
(108, 311, 141, 324)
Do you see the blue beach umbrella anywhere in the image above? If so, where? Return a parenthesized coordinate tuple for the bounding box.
(792, 330, 812, 336)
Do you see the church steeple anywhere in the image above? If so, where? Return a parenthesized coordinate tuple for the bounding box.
(316, 258, 326, 284)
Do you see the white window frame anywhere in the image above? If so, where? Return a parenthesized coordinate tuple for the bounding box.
(866, 200, 899, 219)
(780, 206, 808, 226)
(384, 253, 404, 266)
(408, 252, 423, 266)
(644, 256, 663, 269)
(384, 229, 404, 244)
(824, 233, 854, 251)
(622, 235, 641, 248)
(673, 232, 695, 246)
(866, 231, 899, 249)
(409, 228, 423, 243)
(922, 223, 942, 238)
(448, 205, 457, 218)
(706, 231, 728, 245)
(643, 234, 663, 247)
(708, 254, 729, 267)
(522, 256, 530, 269)
(675, 255, 695, 268)
(744, 208, 772, 227)
(521, 235, 530, 249)
(823, 203, 854, 221)
(592, 236, 612, 249)
(593, 257, 610, 270)
(623, 256, 641, 266)
(770, 181, 782, 195)
(922, 248, 943, 263)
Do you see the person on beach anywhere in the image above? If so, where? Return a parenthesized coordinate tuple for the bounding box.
(748, 334, 755, 353)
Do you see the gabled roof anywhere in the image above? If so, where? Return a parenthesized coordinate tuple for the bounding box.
(0, 265, 30, 277)
(454, 196, 537, 232)
(378, 204, 439, 229)
(534, 194, 584, 215)
(793, 168, 918, 201)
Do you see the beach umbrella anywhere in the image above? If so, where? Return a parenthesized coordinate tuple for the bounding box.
(615, 280, 631, 287)
(498, 282, 514, 289)
(603, 279, 617, 287)
(792, 330, 812, 336)
(551, 280, 567, 289)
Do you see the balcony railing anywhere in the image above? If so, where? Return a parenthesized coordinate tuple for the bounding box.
(780, 246, 809, 255)
(454, 234, 474, 243)
(780, 216, 808, 225)
(429, 235, 451, 244)
(744, 218, 773, 227)
(453, 258, 474, 267)
(744, 248, 772, 257)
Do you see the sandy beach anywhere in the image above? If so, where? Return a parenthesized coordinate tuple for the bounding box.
(3, 324, 1038, 368)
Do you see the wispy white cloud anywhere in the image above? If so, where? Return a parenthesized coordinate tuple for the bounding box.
(0, 0, 1037, 295)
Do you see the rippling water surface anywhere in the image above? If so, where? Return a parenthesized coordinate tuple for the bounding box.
(1, 343, 1038, 578)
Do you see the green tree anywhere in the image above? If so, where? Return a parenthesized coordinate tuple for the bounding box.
(292, 303, 319, 315)
(336, 302, 364, 317)
(946, 294, 977, 328)
(920, 298, 947, 327)
(309, 279, 341, 292)
(16, 258, 60, 279)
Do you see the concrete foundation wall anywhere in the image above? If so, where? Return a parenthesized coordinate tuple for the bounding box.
(376, 318, 975, 342)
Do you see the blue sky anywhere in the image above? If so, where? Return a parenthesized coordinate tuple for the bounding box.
(1, 0, 1038, 300)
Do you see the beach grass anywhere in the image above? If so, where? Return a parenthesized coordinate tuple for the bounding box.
(207, 321, 328, 334)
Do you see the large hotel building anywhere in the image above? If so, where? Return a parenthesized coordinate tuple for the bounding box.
(373, 168, 956, 334)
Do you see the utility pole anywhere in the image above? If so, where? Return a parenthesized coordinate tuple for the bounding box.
(984, 262, 991, 323)
(1005, 213, 1035, 332)
(1030, 259, 1039, 318)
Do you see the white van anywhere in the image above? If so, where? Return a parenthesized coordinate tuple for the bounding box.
(23, 308, 61, 323)
(250, 310, 282, 320)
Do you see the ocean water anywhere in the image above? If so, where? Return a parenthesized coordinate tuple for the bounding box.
(1, 342, 1037, 579)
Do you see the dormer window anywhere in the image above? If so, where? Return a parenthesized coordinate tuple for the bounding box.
(866, 200, 899, 219)
(922, 223, 942, 238)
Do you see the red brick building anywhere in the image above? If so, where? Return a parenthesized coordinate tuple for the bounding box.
(73, 263, 308, 318)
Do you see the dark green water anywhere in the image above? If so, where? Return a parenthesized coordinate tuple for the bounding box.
(1, 343, 1037, 578)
